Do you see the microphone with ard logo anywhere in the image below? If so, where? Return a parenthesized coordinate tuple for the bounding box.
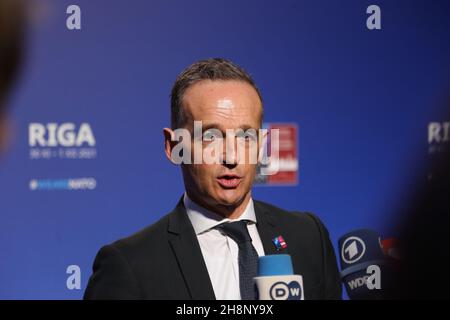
(254, 254, 304, 300)
(338, 229, 396, 299)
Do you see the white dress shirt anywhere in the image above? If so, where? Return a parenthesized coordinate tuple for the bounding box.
(183, 193, 265, 300)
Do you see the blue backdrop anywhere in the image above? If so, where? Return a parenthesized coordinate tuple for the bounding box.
(1, 0, 449, 299)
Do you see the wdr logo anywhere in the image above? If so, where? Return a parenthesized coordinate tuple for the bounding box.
(346, 265, 382, 291)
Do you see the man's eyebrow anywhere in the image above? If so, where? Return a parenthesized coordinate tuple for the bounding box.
(238, 125, 257, 131)
(201, 123, 223, 132)
(201, 123, 258, 132)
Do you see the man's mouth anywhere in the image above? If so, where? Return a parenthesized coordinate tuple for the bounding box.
(216, 174, 242, 189)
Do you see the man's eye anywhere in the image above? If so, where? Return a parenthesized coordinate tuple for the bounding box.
(203, 131, 221, 142)
(234, 130, 258, 142)
(238, 132, 257, 142)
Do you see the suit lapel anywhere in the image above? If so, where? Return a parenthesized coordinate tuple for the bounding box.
(167, 199, 216, 300)
(166, 198, 288, 299)
(254, 200, 290, 256)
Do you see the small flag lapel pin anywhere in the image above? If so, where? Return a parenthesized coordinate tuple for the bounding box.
(272, 235, 287, 251)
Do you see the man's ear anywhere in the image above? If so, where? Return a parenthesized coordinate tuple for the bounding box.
(163, 127, 177, 164)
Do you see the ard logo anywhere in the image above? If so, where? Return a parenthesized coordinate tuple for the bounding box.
(341, 236, 366, 264)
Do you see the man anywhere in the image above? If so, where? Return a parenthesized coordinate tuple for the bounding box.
(84, 58, 341, 300)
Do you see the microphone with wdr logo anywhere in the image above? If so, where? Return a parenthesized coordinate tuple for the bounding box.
(254, 254, 304, 300)
(338, 229, 397, 299)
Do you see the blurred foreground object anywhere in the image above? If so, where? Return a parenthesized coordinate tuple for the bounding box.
(0, 0, 26, 154)
(389, 105, 450, 299)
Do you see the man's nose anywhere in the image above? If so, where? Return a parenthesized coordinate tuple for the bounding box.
(221, 136, 239, 167)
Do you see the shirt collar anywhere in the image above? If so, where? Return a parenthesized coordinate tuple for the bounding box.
(183, 192, 257, 235)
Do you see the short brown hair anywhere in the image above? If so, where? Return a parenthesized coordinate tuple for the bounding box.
(170, 58, 263, 129)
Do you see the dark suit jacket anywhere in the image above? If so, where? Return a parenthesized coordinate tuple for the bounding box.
(84, 199, 342, 299)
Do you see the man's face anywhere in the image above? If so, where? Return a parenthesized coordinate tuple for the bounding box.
(173, 80, 263, 213)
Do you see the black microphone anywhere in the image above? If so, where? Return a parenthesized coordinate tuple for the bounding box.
(338, 229, 395, 299)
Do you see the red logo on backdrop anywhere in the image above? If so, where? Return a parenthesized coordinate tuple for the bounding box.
(255, 123, 298, 186)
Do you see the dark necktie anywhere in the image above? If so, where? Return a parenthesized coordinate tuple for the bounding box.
(216, 220, 259, 300)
